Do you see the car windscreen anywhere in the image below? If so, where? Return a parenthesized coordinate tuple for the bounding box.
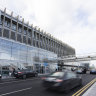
(77, 70, 82, 72)
(91, 69, 96, 71)
(50, 72, 65, 77)
(66, 72, 77, 79)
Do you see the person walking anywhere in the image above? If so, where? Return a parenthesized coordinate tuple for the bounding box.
(12, 68, 16, 77)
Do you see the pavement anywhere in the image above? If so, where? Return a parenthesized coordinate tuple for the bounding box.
(1, 76, 15, 79)
(1, 73, 49, 80)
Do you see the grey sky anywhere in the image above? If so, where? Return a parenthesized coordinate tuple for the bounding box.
(0, 0, 96, 55)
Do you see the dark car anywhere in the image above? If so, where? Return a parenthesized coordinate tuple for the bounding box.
(76, 68, 86, 74)
(14, 69, 38, 79)
(90, 69, 96, 74)
(41, 71, 82, 92)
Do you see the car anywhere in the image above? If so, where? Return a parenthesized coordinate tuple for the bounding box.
(76, 68, 86, 74)
(90, 69, 96, 74)
(14, 69, 38, 79)
(41, 71, 82, 92)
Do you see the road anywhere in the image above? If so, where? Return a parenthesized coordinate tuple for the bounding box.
(0, 74, 96, 96)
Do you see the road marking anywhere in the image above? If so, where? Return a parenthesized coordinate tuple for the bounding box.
(76, 80, 96, 96)
(0, 78, 39, 85)
(72, 78, 96, 96)
(82, 82, 96, 96)
(0, 87, 32, 96)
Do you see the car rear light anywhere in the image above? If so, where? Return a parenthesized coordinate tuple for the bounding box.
(56, 79, 63, 82)
(41, 77, 46, 80)
(18, 72, 22, 74)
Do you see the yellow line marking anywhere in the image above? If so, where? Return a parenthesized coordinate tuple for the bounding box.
(76, 79, 96, 96)
(72, 78, 96, 96)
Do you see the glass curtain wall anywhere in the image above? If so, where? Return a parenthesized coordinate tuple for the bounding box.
(0, 38, 57, 75)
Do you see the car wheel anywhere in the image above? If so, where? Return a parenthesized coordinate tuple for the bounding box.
(15, 77, 19, 79)
(22, 75, 26, 79)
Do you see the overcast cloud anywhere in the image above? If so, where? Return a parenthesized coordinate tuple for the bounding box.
(0, 0, 96, 55)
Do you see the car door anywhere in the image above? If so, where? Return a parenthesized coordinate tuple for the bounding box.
(70, 72, 78, 88)
(30, 70, 34, 77)
(62, 72, 74, 90)
(26, 70, 30, 77)
(65, 72, 77, 89)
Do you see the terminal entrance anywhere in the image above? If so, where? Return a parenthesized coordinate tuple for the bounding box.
(34, 64, 49, 74)
(34, 64, 44, 73)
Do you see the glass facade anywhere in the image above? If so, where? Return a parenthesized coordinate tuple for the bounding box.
(0, 38, 57, 75)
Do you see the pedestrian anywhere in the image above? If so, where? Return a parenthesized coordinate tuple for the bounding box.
(55, 69, 57, 72)
(18, 68, 20, 70)
(83, 67, 86, 74)
(12, 68, 15, 77)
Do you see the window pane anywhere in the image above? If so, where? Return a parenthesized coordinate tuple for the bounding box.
(1, 15, 4, 25)
(36, 41, 39, 48)
(18, 24, 22, 33)
(0, 28, 2, 36)
(24, 27, 27, 35)
(23, 36, 26, 44)
(34, 31, 36, 39)
(12, 21, 17, 30)
(4, 18, 11, 28)
(37, 33, 39, 40)
(3, 29, 9, 38)
(28, 30, 32, 37)
(11, 31, 16, 40)
(33, 40, 35, 46)
(28, 38, 31, 45)
(17, 34, 22, 42)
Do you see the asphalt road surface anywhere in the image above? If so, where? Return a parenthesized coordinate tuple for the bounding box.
(0, 74, 96, 96)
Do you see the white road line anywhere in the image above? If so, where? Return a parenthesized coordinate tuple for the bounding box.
(0, 87, 32, 96)
(0, 78, 39, 85)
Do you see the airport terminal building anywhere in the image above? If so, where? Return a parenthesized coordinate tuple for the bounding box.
(0, 8, 75, 75)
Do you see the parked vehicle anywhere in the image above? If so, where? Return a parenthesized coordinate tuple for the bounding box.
(14, 69, 38, 79)
(41, 71, 82, 92)
(90, 69, 96, 74)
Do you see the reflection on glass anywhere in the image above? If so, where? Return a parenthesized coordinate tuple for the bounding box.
(0, 38, 57, 72)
